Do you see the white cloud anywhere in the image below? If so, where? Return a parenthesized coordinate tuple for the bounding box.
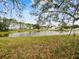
(21, 9, 36, 24)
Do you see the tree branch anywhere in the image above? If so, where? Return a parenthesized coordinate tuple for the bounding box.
(49, 11, 75, 19)
(75, 17, 79, 21)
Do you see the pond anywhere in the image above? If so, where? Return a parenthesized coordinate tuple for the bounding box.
(0, 31, 79, 37)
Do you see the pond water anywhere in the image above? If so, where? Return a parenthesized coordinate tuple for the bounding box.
(0, 31, 79, 37)
(7, 31, 79, 37)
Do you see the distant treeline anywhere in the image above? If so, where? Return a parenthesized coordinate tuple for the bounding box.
(62, 25, 79, 29)
(0, 17, 33, 31)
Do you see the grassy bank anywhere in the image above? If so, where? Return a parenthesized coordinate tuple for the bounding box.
(0, 35, 79, 59)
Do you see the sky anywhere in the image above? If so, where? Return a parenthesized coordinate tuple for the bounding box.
(0, 0, 36, 24)
(23, 0, 79, 25)
(17, 0, 79, 25)
(21, 0, 36, 24)
(17, 0, 36, 24)
(0, 0, 79, 25)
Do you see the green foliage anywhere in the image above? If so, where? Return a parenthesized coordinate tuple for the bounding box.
(0, 17, 17, 31)
(48, 0, 53, 2)
(0, 17, 34, 31)
(33, 24, 41, 30)
(0, 22, 8, 31)
(32, 0, 79, 29)
(60, 25, 79, 29)
(53, 4, 59, 8)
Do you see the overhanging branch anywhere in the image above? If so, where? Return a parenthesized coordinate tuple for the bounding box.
(75, 17, 79, 21)
(49, 11, 75, 19)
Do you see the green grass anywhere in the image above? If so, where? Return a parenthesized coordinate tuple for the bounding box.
(0, 35, 79, 59)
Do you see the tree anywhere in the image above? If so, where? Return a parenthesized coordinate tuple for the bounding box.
(0, 0, 25, 17)
(0, 17, 17, 31)
(0, 17, 11, 31)
(33, 24, 41, 30)
(32, 0, 79, 32)
(8, 18, 18, 30)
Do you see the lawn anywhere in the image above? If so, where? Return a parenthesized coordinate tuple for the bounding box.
(0, 35, 79, 59)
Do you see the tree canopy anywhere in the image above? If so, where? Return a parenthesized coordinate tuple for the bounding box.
(0, 0, 25, 17)
(32, 0, 79, 26)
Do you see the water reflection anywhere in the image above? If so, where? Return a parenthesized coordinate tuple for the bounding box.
(0, 31, 79, 37)
(8, 31, 68, 37)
